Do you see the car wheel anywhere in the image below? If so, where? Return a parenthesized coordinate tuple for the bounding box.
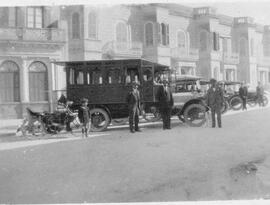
(230, 96, 243, 110)
(90, 108, 110, 132)
(183, 104, 206, 127)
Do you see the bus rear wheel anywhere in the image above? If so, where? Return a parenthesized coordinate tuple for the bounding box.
(90, 108, 110, 132)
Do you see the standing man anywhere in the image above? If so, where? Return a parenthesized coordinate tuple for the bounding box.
(126, 82, 141, 133)
(256, 82, 264, 106)
(239, 82, 248, 110)
(157, 80, 174, 130)
(206, 78, 224, 128)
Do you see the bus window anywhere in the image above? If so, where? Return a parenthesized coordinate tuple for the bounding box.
(86, 70, 92, 84)
(142, 67, 153, 82)
(75, 70, 84, 85)
(126, 67, 139, 84)
(69, 68, 75, 85)
(69, 67, 84, 85)
(107, 68, 122, 84)
(92, 68, 103, 85)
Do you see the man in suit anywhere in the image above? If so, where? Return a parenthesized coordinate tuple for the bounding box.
(239, 82, 248, 110)
(126, 82, 141, 133)
(206, 78, 224, 128)
(157, 80, 174, 130)
(256, 81, 264, 107)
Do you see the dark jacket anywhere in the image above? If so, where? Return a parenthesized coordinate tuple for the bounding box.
(239, 86, 248, 98)
(126, 90, 141, 111)
(157, 85, 174, 108)
(206, 86, 224, 109)
(78, 106, 90, 123)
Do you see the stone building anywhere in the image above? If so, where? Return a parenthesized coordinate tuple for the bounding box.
(0, 3, 270, 118)
(0, 6, 66, 118)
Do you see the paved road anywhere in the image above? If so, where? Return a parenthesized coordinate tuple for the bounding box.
(0, 107, 270, 203)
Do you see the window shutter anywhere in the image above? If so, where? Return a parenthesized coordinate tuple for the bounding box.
(166, 24, 170, 45)
(213, 32, 220, 51)
(216, 33, 220, 50)
(155, 22, 161, 45)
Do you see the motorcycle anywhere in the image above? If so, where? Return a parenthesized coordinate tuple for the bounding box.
(17, 103, 80, 137)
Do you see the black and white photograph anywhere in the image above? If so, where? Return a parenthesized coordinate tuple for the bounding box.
(0, 0, 270, 204)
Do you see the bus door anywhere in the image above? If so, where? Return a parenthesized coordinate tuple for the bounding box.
(141, 66, 154, 102)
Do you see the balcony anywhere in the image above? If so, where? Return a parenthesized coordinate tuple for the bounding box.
(108, 41, 142, 58)
(223, 52, 239, 64)
(0, 27, 65, 43)
(257, 56, 270, 66)
(171, 47, 199, 62)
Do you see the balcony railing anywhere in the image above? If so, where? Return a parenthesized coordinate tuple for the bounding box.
(111, 41, 143, 57)
(0, 27, 65, 42)
(257, 56, 270, 66)
(223, 52, 239, 64)
(171, 47, 199, 61)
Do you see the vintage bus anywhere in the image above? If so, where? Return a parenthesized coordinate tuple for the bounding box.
(55, 59, 207, 131)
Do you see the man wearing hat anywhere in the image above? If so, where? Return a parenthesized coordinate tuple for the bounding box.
(239, 82, 248, 110)
(126, 82, 141, 133)
(157, 80, 174, 129)
(206, 78, 224, 128)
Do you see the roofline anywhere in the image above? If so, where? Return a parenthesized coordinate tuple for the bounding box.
(52, 58, 169, 68)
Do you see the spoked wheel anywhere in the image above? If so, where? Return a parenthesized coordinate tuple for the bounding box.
(142, 106, 161, 122)
(230, 96, 243, 110)
(90, 108, 110, 132)
(183, 104, 206, 127)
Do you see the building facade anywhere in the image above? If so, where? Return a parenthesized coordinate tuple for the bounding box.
(0, 4, 270, 118)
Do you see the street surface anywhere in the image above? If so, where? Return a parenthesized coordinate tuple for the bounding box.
(0, 107, 270, 203)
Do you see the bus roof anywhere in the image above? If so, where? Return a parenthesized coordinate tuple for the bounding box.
(53, 58, 169, 70)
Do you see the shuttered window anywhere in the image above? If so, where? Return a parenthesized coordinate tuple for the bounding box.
(213, 32, 220, 51)
(29, 62, 48, 102)
(72, 12, 80, 39)
(88, 12, 97, 39)
(27, 7, 43, 28)
(145, 22, 154, 46)
(0, 61, 20, 103)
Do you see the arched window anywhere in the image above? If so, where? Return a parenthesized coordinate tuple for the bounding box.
(239, 38, 247, 56)
(88, 12, 97, 39)
(177, 30, 186, 48)
(145, 22, 154, 46)
(0, 61, 20, 102)
(161, 23, 166, 46)
(72, 12, 80, 39)
(199, 31, 207, 51)
(116, 22, 128, 43)
(116, 21, 129, 50)
(29, 62, 48, 102)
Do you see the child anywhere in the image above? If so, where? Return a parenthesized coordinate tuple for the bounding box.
(78, 98, 91, 138)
